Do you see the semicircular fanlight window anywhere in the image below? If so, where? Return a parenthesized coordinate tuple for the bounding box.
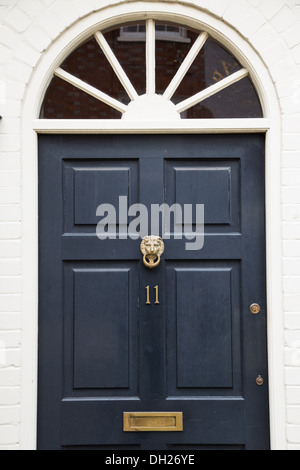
(40, 20, 263, 120)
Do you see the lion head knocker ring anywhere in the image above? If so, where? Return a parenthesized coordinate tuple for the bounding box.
(140, 236, 165, 269)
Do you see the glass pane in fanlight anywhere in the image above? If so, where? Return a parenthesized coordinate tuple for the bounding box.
(40, 76, 122, 119)
(155, 24, 198, 95)
(182, 77, 263, 119)
(40, 35, 128, 119)
(104, 23, 147, 96)
(172, 37, 263, 118)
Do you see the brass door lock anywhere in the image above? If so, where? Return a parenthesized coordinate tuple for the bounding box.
(256, 375, 264, 386)
(250, 303, 261, 315)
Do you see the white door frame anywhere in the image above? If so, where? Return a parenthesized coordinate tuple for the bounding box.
(21, 2, 286, 450)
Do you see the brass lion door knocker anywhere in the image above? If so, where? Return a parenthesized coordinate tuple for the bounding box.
(140, 236, 165, 269)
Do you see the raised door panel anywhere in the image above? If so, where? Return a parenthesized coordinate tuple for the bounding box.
(73, 269, 130, 389)
(63, 159, 139, 234)
(166, 261, 242, 396)
(175, 168, 231, 224)
(63, 262, 139, 398)
(165, 159, 240, 234)
(74, 168, 130, 225)
(176, 267, 233, 388)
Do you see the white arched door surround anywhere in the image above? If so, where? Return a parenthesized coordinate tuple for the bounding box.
(21, 2, 285, 450)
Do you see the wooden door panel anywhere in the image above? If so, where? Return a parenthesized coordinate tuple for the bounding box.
(63, 159, 139, 233)
(73, 268, 133, 389)
(165, 158, 240, 232)
(174, 267, 233, 389)
(74, 168, 129, 225)
(63, 261, 139, 398)
(166, 261, 242, 396)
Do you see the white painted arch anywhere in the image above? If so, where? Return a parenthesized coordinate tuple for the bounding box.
(21, 1, 285, 450)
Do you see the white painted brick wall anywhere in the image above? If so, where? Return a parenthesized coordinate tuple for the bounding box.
(282, 27, 300, 440)
(0, 0, 299, 450)
(0, 0, 22, 448)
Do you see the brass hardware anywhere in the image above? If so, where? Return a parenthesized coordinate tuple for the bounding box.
(154, 285, 159, 305)
(123, 412, 183, 432)
(140, 236, 165, 269)
(145, 285, 160, 305)
(145, 286, 151, 305)
(256, 375, 264, 386)
(250, 303, 261, 315)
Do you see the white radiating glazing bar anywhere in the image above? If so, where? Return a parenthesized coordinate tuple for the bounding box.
(146, 19, 156, 95)
(176, 68, 249, 113)
(163, 32, 209, 100)
(94, 31, 138, 101)
(54, 67, 128, 114)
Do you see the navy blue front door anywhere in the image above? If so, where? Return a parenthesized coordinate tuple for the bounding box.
(38, 134, 269, 450)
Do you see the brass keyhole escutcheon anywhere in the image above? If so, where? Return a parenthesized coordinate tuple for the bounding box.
(140, 236, 165, 270)
(256, 375, 264, 386)
(250, 303, 261, 315)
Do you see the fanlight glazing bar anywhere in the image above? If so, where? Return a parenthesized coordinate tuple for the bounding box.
(94, 31, 139, 102)
(163, 31, 209, 100)
(176, 68, 249, 113)
(54, 67, 128, 114)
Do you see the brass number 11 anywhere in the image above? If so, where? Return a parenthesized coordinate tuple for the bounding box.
(146, 286, 151, 305)
(145, 286, 160, 305)
(154, 285, 159, 304)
